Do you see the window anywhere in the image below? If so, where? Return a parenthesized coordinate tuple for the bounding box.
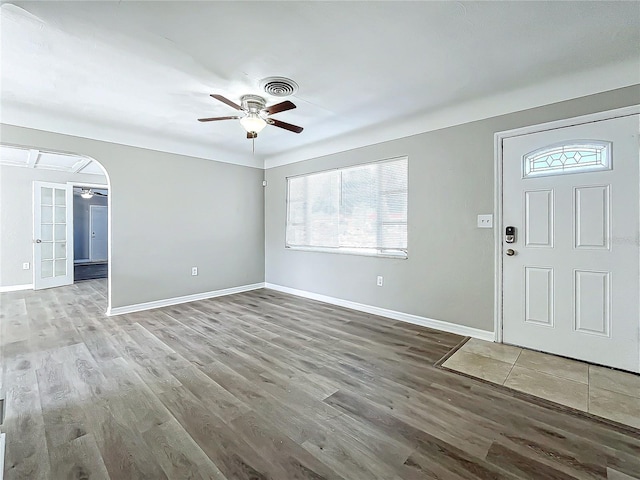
(286, 156, 408, 258)
(523, 141, 611, 178)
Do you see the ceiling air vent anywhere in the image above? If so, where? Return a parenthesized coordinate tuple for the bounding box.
(260, 77, 299, 97)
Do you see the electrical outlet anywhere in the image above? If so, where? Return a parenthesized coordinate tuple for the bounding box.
(22, 262, 30, 270)
(376, 275, 383, 287)
(191, 267, 198, 276)
(477, 214, 493, 228)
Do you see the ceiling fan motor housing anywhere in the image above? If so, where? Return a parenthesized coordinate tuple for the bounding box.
(240, 95, 267, 114)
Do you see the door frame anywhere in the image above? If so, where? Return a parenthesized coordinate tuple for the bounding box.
(71, 182, 109, 264)
(89, 204, 108, 262)
(493, 105, 640, 352)
(3, 141, 112, 309)
(68, 181, 111, 304)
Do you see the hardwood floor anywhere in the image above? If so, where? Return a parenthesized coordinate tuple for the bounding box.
(1, 280, 639, 479)
(74, 262, 108, 281)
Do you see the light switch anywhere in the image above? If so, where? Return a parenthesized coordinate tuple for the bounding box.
(477, 214, 493, 228)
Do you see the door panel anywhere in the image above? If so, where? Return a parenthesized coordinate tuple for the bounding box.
(524, 189, 554, 247)
(524, 266, 554, 326)
(574, 270, 610, 336)
(34, 182, 74, 290)
(502, 114, 639, 373)
(89, 205, 108, 262)
(574, 185, 609, 249)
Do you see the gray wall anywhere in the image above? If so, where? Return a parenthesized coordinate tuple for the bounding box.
(73, 189, 108, 262)
(264, 85, 640, 333)
(0, 166, 107, 286)
(0, 126, 265, 309)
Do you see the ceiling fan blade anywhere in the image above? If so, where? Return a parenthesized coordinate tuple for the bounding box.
(210, 94, 243, 111)
(269, 118, 304, 134)
(265, 100, 296, 115)
(197, 116, 240, 122)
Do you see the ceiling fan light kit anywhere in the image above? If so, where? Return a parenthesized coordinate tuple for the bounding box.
(198, 92, 303, 139)
(239, 114, 267, 133)
(76, 187, 107, 199)
(80, 188, 94, 199)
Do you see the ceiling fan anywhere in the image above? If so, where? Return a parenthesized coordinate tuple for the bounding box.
(198, 94, 304, 139)
(76, 187, 107, 199)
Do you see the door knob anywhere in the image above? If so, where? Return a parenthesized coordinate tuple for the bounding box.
(35, 239, 42, 243)
(506, 248, 516, 256)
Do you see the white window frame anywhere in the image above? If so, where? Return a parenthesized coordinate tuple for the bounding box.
(285, 156, 408, 259)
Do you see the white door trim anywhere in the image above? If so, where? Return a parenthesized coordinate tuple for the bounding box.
(493, 105, 640, 349)
(0, 432, 5, 480)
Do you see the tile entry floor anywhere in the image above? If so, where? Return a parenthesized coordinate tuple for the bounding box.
(442, 338, 640, 429)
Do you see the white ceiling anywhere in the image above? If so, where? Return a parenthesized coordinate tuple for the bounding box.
(0, 144, 105, 175)
(1, 1, 638, 169)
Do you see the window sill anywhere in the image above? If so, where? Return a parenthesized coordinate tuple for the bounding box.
(285, 245, 408, 259)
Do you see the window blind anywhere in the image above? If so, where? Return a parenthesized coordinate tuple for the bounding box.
(286, 157, 408, 258)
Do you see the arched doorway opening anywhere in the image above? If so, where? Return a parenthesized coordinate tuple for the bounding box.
(0, 144, 112, 313)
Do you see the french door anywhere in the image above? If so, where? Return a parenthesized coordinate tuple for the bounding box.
(33, 182, 74, 289)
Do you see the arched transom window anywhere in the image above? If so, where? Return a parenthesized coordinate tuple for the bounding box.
(523, 141, 611, 178)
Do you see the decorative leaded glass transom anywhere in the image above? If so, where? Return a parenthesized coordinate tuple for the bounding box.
(523, 141, 611, 178)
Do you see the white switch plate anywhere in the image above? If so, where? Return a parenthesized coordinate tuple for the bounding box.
(376, 275, 383, 287)
(22, 262, 30, 270)
(191, 267, 198, 276)
(477, 214, 493, 228)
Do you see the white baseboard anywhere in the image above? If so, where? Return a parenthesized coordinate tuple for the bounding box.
(0, 284, 32, 293)
(265, 283, 495, 341)
(107, 282, 266, 316)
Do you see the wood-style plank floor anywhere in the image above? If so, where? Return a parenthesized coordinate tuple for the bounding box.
(1, 280, 639, 480)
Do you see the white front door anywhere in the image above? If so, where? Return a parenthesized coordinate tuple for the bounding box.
(502, 113, 639, 373)
(89, 205, 108, 262)
(33, 182, 74, 290)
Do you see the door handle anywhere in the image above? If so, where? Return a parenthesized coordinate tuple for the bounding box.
(35, 239, 42, 243)
(506, 248, 516, 256)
